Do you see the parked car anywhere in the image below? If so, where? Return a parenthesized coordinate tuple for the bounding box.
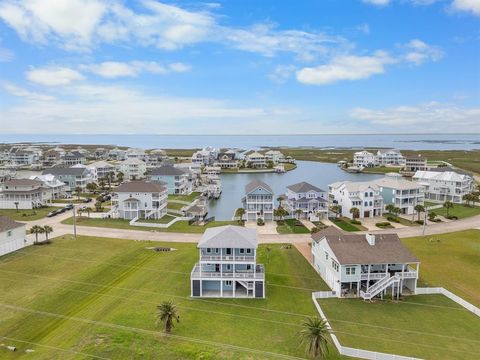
(64, 204, 74, 210)
(47, 211, 57, 217)
(83, 198, 92, 203)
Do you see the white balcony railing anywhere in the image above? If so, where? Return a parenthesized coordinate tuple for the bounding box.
(200, 255, 255, 262)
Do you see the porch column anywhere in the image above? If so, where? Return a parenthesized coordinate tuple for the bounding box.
(367, 264, 371, 288)
(220, 264, 223, 297)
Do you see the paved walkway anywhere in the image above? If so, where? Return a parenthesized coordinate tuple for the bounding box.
(294, 242, 313, 264)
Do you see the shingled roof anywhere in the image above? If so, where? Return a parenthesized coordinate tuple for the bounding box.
(245, 180, 273, 194)
(0, 216, 25, 233)
(287, 181, 324, 193)
(198, 225, 257, 248)
(149, 165, 186, 176)
(114, 180, 166, 193)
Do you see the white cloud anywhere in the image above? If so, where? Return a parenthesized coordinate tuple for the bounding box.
(268, 65, 297, 84)
(3, 82, 54, 101)
(80, 61, 191, 78)
(0, 47, 14, 62)
(451, 0, 480, 16)
(0, 0, 348, 60)
(296, 51, 395, 85)
(168, 62, 191, 73)
(363, 0, 391, 6)
(349, 101, 480, 131)
(403, 39, 443, 65)
(26, 66, 84, 86)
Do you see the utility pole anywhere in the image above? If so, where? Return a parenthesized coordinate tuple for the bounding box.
(73, 206, 77, 240)
(422, 207, 427, 236)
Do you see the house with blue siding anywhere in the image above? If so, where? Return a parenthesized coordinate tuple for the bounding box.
(242, 180, 274, 221)
(191, 225, 265, 298)
(147, 165, 191, 195)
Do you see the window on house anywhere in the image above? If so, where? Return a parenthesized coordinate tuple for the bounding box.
(206, 248, 211, 254)
(331, 259, 339, 271)
(226, 264, 231, 270)
(325, 252, 329, 260)
(246, 265, 251, 270)
(246, 249, 251, 254)
(7, 230, 12, 237)
(225, 280, 232, 286)
(240, 249, 245, 254)
(346, 267, 356, 275)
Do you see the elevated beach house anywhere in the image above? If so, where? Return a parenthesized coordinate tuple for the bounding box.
(117, 158, 147, 180)
(312, 227, 419, 300)
(329, 181, 384, 219)
(245, 152, 267, 168)
(0, 216, 27, 257)
(0, 179, 49, 209)
(353, 150, 377, 168)
(147, 165, 191, 195)
(284, 181, 328, 220)
(242, 180, 274, 221)
(191, 225, 265, 298)
(42, 167, 93, 192)
(112, 180, 167, 220)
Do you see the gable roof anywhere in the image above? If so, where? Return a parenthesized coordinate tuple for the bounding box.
(198, 225, 257, 248)
(245, 180, 273, 194)
(42, 167, 88, 176)
(413, 170, 472, 182)
(2, 179, 43, 187)
(329, 180, 379, 193)
(287, 181, 324, 193)
(318, 232, 418, 265)
(114, 180, 166, 193)
(311, 226, 346, 242)
(149, 165, 186, 176)
(0, 215, 25, 233)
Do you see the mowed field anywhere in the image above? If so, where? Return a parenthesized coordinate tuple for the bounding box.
(402, 229, 480, 306)
(0, 236, 341, 360)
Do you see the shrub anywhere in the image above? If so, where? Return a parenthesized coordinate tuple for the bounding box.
(415, 220, 424, 225)
(376, 222, 391, 228)
(350, 219, 361, 225)
(446, 215, 458, 220)
(257, 218, 264, 226)
(386, 215, 399, 223)
(310, 227, 320, 234)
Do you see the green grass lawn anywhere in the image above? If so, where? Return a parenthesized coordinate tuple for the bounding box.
(283, 163, 297, 171)
(383, 214, 420, 226)
(402, 229, 480, 307)
(51, 198, 85, 204)
(139, 214, 178, 224)
(433, 205, 480, 219)
(168, 192, 201, 203)
(167, 202, 186, 211)
(62, 216, 239, 233)
(0, 235, 342, 359)
(329, 217, 366, 232)
(318, 295, 479, 360)
(276, 218, 310, 234)
(0, 207, 57, 221)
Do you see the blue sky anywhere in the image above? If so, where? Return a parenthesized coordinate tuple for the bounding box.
(0, 0, 479, 134)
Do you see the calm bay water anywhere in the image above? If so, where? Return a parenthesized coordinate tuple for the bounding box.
(209, 161, 383, 220)
(1, 134, 480, 150)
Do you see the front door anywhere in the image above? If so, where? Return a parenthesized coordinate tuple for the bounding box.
(215, 264, 220, 272)
(226, 248, 231, 255)
(364, 211, 370, 218)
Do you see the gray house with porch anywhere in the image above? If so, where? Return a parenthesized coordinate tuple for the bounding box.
(191, 225, 265, 298)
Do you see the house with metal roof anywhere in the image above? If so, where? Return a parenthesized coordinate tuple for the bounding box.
(0, 216, 27, 257)
(112, 180, 168, 220)
(311, 227, 419, 300)
(285, 181, 328, 220)
(191, 225, 265, 298)
(242, 180, 274, 221)
(0, 179, 50, 209)
(147, 165, 191, 195)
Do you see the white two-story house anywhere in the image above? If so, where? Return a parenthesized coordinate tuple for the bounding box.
(353, 150, 377, 168)
(117, 158, 147, 180)
(191, 225, 265, 298)
(147, 165, 191, 195)
(284, 182, 328, 219)
(413, 169, 475, 204)
(87, 161, 116, 182)
(0, 179, 49, 209)
(242, 180, 274, 221)
(329, 181, 383, 219)
(376, 149, 405, 166)
(245, 152, 267, 168)
(112, 181, 167, 220)
(264, 150, 285, 164)
(312, 227, 419, 300)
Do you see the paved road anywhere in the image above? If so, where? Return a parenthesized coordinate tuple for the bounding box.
(23, 207, 480, 245)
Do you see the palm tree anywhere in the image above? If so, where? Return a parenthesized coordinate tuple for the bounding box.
(86, 182, 97, 193)
(277, 196, 283, 207)
(385, 204, 395, 215)
(443, 201, 454, 217)
(29, 225, 44, 245)
(117, 171, 124, 183)
(74, 186, 82, 200)
(14, 201, 19, 213)
(42, 225, 53, 242)
(330, 205, 341, 219)
(156, 301, 180, 333)
(295, 208, 303, 220)
(414, 204, 425, 221)
(349, 207, 359, 219)
(86, 207, 91, 218)
(299, 317, 330, 359)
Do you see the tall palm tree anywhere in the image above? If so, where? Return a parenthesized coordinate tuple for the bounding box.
(414, 204, 425, 221)
(74, 186, 82, 200)
(277, 196, 284, 207)
(29, 225, 44, 245)
(14, 201, 19, 213)
(349, 207, 360, 219)
(385, 204, 395, 215)
(156, 301, 180, 333)
(117, 171, 124, 183)
(299, 317, 330, 359)
(443, 201, 454, 217)
(295, 208, 303, 220)
(43, 225, 53, 242)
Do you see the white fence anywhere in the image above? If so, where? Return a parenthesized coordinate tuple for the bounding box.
(130, 216, 192, 229)
(312, 291, 337, 299)
(415, 287, 480, 317)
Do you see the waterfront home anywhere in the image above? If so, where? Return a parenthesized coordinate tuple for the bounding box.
(329, 181, 383, 219)
(91, 147, 109, 160)
(214, 149, 239, 168)
(9, 149, 40, 166)
(108, 147, 127, 161)
(61, 151, 86, 166)
(29, 174, 68, 200)
(42, 167, 93, 192)
(41, 149, 62, 167)
(146, 150, 168, 168)
(191, 146, 219, 166)
(353, 150, 377, 168)
(147, 165, 191, 195)
(264, 150, 284, 164)
(245, 152, 267, 168)
(0, 179, 49, 209)
(125, 148, 147, 161)
(0, 216, 27, 257)
(311, 227, 419, 299)
(403, 154, 428, 173)
(376, 149, 405, 166)
(117, 158, 147, 180)
(87, 161, 116, 182)
(372, 174, 425, 215)
(242, 180, 274, 221)
(112, 180, 167, 220)
(284, 181, 328, 220)
(413, 169, 475, 204)
(191, 225, 265, 298)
